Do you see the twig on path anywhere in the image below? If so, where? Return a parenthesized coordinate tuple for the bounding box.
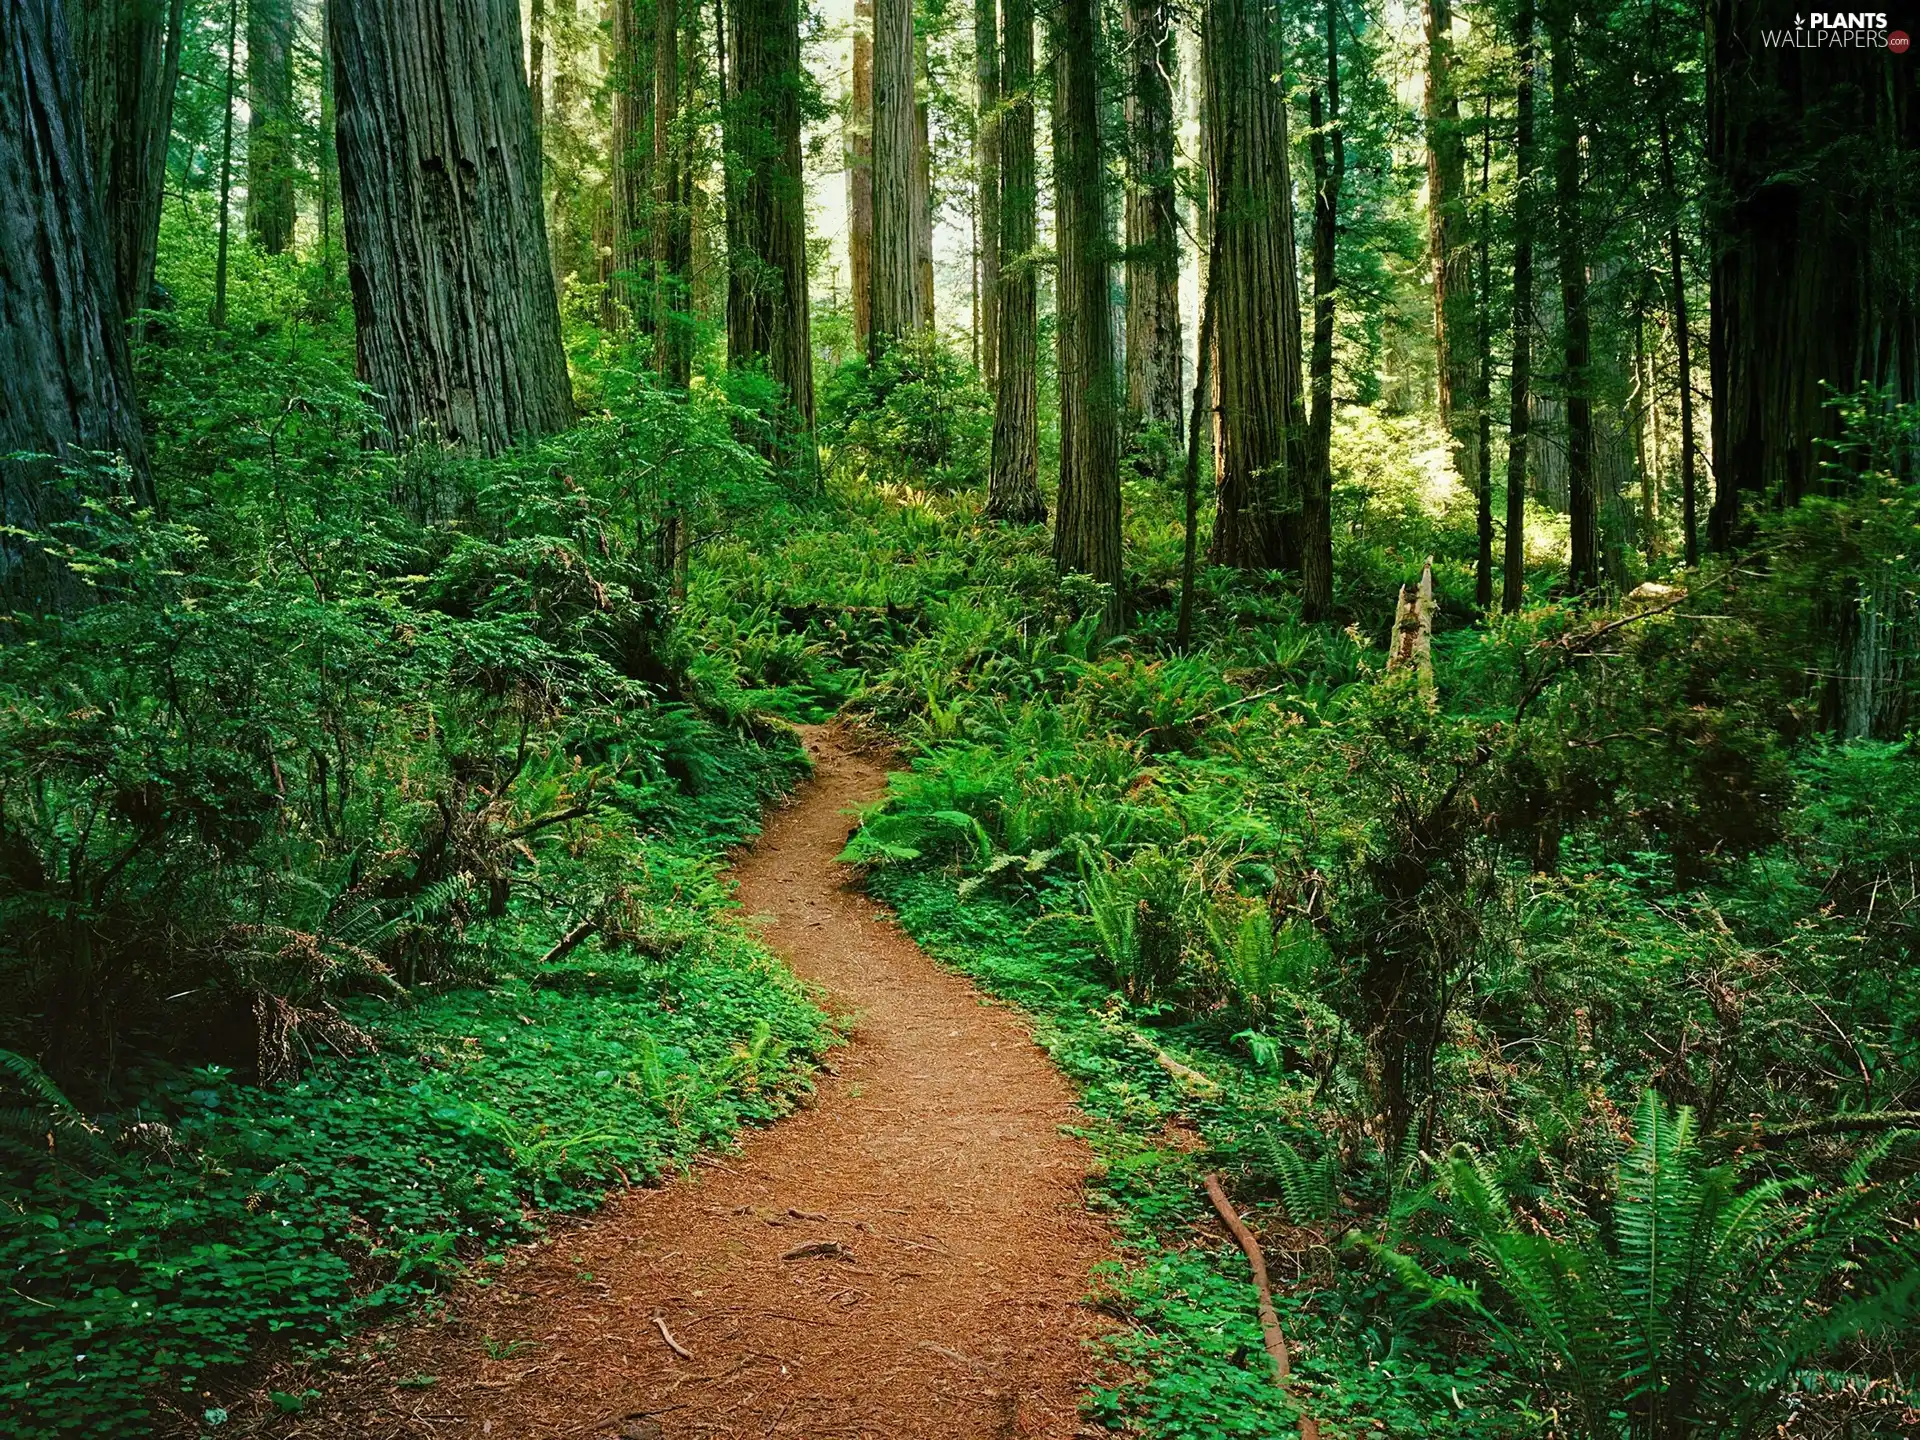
(651, 1314, 694, 1361)
(915, 1341, 977, 1369)
(1202, 1172, 1322, 1440)
(780, 1240, 855, 1262)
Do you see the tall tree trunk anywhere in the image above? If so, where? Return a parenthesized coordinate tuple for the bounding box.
(1178, 181, 1227, 651)
(985, 0, 1041, 523)
(652, 0, 693, 386)
(1, 0, 152, 603)
(330, 0, 573, 451)
(847, 0, 874, 350)
(246, 0, 296, 253)
(529, 0, 544, 141)
(974, 0, 999, 390)
(319, 0, 339, 281)
(64, 0, 186, 320)
(611, 0, 655, 329)
(1050, 0, 1121, 631)
(211, 0, 240, 327)
(913, 88, 935, 327)
(869, 0, 922, 351)
(547, 0, 579, 292)
(1634, 296, 1657, 563)
(1423, 0, 1473, 478)
(1203, 0, 1307, 572)
(1473, 99, 1493, 608)
(724, 0, 814, 429)
(1500, 0, 1534, 614)
(1546, 0, 1596, 591)
(1659, 107, 1697, 568)
(1301, 0, 1342, 620)
(1124, 0, 1181, 440)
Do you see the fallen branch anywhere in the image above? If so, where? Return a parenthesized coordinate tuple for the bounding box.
(1203, 1173, 1322, 1440)
(1740, 1111, 1920, 1148)
(539, 918, 600, 966)
(1156, 1049, 1222, 1096)
(651, 1314, 693, 1361)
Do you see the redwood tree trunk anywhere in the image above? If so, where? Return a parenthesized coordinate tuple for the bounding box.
(64, 0, 186, 319)
(985, 0, 1042, 523)
(847, 0, 874, 350)
(2, 0, 152, 601)
(1423, 0, 1474, 478)
(1124, 0, 1181, 439)
(652, 0, 693, 387)
(1659, 109, 1697, 569)
(724, 0, 814, 428)
(1049, 0, 1121, 632)
(1301, 0, 1342, 620)
(1203, 0, 1307, 572)
(913, 90, 935, 327)
(611, 0, 655, 329)
(869, 0, 922, 350)
(330, 0, 573, 451)
(246, 0, 296, 253)
(973, 0, 999, 391)
(1473, 101, 1493, 608)
(1547, 0, 1597, 591)
(1501, 0, 1534, 613)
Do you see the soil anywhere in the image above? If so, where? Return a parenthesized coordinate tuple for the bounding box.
(262, 725, 1115, 1440)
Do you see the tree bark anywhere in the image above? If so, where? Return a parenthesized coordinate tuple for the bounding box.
(1423, 0, 1474, 479)
(1501, 0, 1534, 614)
(1, 0, 152, 603)
(1050, 0, 1122, 632)
(869, 0, 922, 350)
(211, 0, 239, 327)
(246, 0, 296, 253)
(64, 0, 185, 320)
(330, 0, 573, 451)
(1546, 0, 1596, 592)
(723, 0, 814, 431)
(913, 89, 935, 327)
(984, 0, 1041, 523)
(973, 0, 999, 390)
(1658, 110, 1696, 569)
(1301, 0, 1342, 620)
(1473, 100, 1493, 609)
(1203, 0, 1307, 573)
(652, 0, 693, 386)
(611, 0, 655, 329)
(847, 0, 874, 350)
(1124, 0, 1181, 440)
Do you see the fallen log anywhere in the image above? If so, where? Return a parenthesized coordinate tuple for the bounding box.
(1203, 1172, 1322, 1440)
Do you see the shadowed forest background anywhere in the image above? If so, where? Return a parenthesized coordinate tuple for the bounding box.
(2, 0, 1920, 1435)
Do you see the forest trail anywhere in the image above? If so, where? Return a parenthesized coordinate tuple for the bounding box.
(282, 726, 1113, 1440)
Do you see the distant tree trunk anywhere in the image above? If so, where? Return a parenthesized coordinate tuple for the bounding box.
(1, 0, 152, 602)
(211, 0, 240, 327)
(869, 0, 922, 351)
(1658, 108, 1697, 568)
(1301, 0, 1342, 620)
(246, 0, 296, 253)
(1203, 0, 1307, 572)
(652, 0, 693, 386)
(724, 0, 814, 429)
(1500, 0, 1534, 614)
(330, 0, 573, 450)
(1546, 0, 1596, 591)
(1178, 185, 1227, 651)
(319, 0, 339, 280)
(529, 0, 544, 140)
(611, 0, 654, 329)
(1473, 99, 1493, 608)
(974, 0, 999, 390)
(1423, 0, 1474, 478)
(1049, 0, 1121, 632)
(65, 0, 186, 319)
(985, 0, 1042, 523)
(847, 0, 874, 350)
(913, 90, 935, 327)
(1124, 0, 1181, 440)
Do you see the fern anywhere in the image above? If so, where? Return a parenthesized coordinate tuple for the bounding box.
(1376, 1091, 1920, 1438)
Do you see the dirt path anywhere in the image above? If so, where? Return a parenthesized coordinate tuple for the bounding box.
(280, 727, 1113, 1440)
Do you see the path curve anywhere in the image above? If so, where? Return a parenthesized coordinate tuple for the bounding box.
(280, 726, 1113, 1439)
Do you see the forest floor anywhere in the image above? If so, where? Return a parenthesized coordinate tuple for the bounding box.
(256, 726, 1115, 1440)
